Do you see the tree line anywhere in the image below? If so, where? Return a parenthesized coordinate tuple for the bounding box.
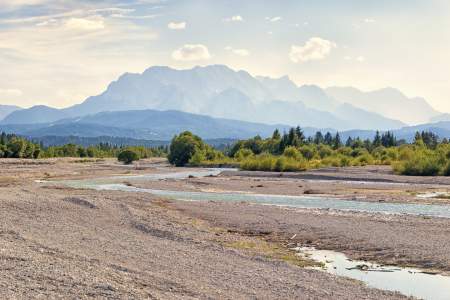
(167, 128, 450, 176)
(0, 132, 166, 160)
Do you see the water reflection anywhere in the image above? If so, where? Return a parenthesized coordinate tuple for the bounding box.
(297, 247, 450, 300)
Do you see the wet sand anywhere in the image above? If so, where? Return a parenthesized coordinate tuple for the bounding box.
(2, 157, 444, 298)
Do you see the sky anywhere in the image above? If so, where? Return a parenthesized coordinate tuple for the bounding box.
(0, 0, 449, 113)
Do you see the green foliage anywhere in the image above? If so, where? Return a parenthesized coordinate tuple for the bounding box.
(118, 149, 140, 164)
(318, 146, 332, 158)
(167, 131, 207, 167)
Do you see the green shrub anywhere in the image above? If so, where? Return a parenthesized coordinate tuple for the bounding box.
(283, 146, 302, 160)
(118, 149, 140, 164)
(318, 146, 332, 158)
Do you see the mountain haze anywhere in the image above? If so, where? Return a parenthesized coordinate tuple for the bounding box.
(58, 65, 408, 131)
(325, 86, 440, 125)
(0, 105, 22, 122)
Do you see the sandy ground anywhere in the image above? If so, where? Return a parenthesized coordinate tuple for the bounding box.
(1, 157, 444, 298)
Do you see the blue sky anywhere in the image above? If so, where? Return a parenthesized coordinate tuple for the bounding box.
(1, 0, 449, 112)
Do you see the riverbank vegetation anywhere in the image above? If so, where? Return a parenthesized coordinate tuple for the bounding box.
(0, 132, 166, 161)
(3, 128, 450, 176)
(167, 128, 450, 176)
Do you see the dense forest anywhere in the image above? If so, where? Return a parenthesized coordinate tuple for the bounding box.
(0, 132, 167, 160)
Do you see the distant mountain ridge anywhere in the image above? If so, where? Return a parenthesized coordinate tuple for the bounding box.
(0, 109, 323, 140)
(325, 86, 440, 125)
(0, 104, 23, 122)
(0, 64, 445, 142)
(1, 65, 423, 131)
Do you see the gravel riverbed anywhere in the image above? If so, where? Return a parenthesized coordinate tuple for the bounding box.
(1, 158, 442, 298)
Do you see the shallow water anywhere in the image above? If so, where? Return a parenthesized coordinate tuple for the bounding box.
(298, 247, 450, 300)
(38, 169, 450, 218)
(88, 184, 450, 218)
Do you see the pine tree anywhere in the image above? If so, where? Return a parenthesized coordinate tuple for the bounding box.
(373, 130, 382, 148)
(272, 129, 281, 140)
(314, 132, 324, 144)
(333, 132, 342, 149)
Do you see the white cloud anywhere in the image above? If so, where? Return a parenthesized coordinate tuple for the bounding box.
(224, 15, 243, 22)
(168, 22, 186, 29)
(304, 22, 308, 25)
(357, 56, 365, 62)
(110, 14, 159, 19)
(0, 89, 23, 96)
(36, 19, 58, 26)
(224, 46, 232, 50)
(289, 37, 337, 63)
(171, 44, 212, 61)
(343, 56, 351, 60)
(267, 31, 273, 34)
(232, 49, 250, 56)
(64, 18, 105, 30)
(289, 24, 299, 27)
(365, 19, 375, 23)
(270, 17, 281, 22)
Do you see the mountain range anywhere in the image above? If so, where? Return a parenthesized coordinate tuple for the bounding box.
(0, 64, 449, 143)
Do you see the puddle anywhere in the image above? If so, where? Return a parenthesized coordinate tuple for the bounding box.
(297, 247, 450, 300)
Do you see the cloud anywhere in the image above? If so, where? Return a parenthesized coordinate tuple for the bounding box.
(289, 24, 299, 27)
(224, 15, 243, 22)
(232, 49, 250, 56)
(365, 19, 375, 23)
(0, 89, 23, 96)
(270, 17, 281, 22)
(304, 22, 308, 25)
(343, 56, 351, 60)
(168, 22, 186, 29)
(357, 56, 365, 62)
(64, 18, 105, 30)
(110, 14, 159, 19)
(267, 31, 273, 34)
(36, 19, 58, 26)
(225, 47, 250, 56)
(171, 44, 212, 61)
(289, 37, 337, 63)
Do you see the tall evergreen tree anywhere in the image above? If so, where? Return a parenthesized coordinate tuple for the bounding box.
(373, 130, 382, 148)
(314, 131, 324, 144)
(295, 125, 305, 143)
(333, 132, 342, 149)
(345, 136, 353, 147)
(272, 129, 281, 140)
(324, 132, 333, 146)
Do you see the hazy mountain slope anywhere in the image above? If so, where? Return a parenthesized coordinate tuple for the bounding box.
(0, 105, 70, 125)
(0, 105, 23, 121)
(429, 113, 450, 123)
(332, 103, 406, 130)
(60, 65, 407, 131)
(325, 86, 440, 125)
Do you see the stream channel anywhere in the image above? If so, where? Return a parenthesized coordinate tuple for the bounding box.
(39, 168, 450, 299)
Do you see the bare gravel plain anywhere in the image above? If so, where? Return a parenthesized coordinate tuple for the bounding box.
(2, 157, 446, 299)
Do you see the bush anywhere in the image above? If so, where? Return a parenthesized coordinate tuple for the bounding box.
(118, 149, 140, 164)
(168, 131, 206, 167)
(318, 146, 332, 158)
(283, 146, 302, 160)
